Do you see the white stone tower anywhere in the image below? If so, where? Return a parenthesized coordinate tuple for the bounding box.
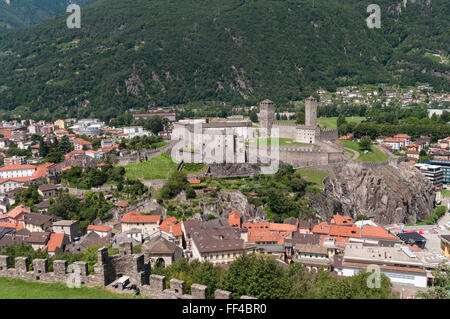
(258, 99, 275, 137)
(305, 97, 318, 127)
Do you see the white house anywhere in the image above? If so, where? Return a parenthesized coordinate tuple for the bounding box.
(120, 211, 161, 234)
(87, 225, 112, 238)
(0, 164, 37, 179)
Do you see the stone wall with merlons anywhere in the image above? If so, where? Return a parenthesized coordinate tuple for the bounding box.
(0, 243, 255, 299)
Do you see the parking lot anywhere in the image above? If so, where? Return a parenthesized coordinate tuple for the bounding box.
(411, 212, 450, 253)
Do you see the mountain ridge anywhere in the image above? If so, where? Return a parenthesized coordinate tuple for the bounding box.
(0, 0, 448, 121)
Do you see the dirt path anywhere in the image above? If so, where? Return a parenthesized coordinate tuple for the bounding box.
(344, 147, 359, 160)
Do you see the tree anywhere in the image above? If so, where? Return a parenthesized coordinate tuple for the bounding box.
(57, 135, 72, 154)
(359, 136, 372, 151)
(249, 111, 258, 123)
(159, 170, 188, 199)
(45, 150, 64, 163)
(419, 262, 449, 299)
(145, 116, 165, 135)
(185, 186, 196, 199)
(38, 140, 49, 157)
(295, 111, 305, 125)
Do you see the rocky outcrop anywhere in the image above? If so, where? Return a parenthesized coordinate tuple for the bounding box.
(322, 161, 435, 225)
(199, 189, 264, 221)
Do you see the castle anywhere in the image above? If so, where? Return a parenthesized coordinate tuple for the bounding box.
(171, 97, 344, 170)
(259, 97, 338, 144)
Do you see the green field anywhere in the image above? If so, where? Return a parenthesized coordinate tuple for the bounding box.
(275, 117, 365, 129)
(296, 169, 329, 190)
(340, 139, 389, 162)
(317, 117, 365, 129)
(0, 277, 142, 299)
(247, 138, 311, 146)
(122, 152, 178, 180)
(441, 190, 450, 198)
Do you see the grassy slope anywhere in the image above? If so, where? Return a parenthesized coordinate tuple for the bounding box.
(296, 169, 329, 190)
(0, 276, 141, 299)
(121, 152, 178, 180)
(341, 139, 389, 162)
(247, 138, 311, 146)
(317, 117, 365, 129)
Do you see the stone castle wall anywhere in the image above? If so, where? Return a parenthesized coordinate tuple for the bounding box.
(0, 243, 254, 299)
(116, 141, 176, 166)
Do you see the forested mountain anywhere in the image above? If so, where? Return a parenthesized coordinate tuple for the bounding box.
(0, 0, 448, 121)
(0, 0, 93, 33)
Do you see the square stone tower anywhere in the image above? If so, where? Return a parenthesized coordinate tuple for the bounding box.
(258, 99, 275, 137)
(305, 97, 318, 127)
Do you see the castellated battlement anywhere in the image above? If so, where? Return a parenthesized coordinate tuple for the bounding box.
(0, 245, 255, 299)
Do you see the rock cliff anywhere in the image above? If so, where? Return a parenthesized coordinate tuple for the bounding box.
(321, 161, 436, 225)
(199, 189, 266, 221)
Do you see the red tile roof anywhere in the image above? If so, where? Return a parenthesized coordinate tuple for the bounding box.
(329, 225, 361, 238)
(115, 200, 129, 207)
(120, 211, 161, 224)
(188, 179, 201, 184)
(42, 233, 65, 253)
(0, 164, 37, 171)
(312, 222, 331, 235)
(159, 217, 182, 237)
(361, 225, 398, 240)
(330, 214, 354, 226)
(7, 205, 30, 219)
(227, 211, 241, 228)
(73, 138, 92, 145)
(87, 225, 112, 232)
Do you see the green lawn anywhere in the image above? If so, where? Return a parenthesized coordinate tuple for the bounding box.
(275, 117, 365, 129)
(340, 139, 388, 162)
(121, 152, 178, 180)
(317, 117, 365, 129)
(0, 277, 142, 299)
(441, 190, 450, 198)
(296, 169, 329, 190)
(275, 120, 296, 125)
(247, 137, 311, 146)
(182, 162, 208, 174)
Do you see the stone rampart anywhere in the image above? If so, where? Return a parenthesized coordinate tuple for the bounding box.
(0, 243, 243, 299)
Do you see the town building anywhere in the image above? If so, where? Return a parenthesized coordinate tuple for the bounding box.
(4, 156, 27, 166)
(87, 225, 112, 238)
(342, 245, 428, 288)
(414, 163, 444, 187)
(120, 211, 161, 234)
(20, 213, 53, 233)
(133, 113, 176, 122)
(182, 219, 255, 265)
(38, 184, 58, 198)
(52, 220, 79, 243)
(142, 234, 183, 267)
(438, 235, 450, 258)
